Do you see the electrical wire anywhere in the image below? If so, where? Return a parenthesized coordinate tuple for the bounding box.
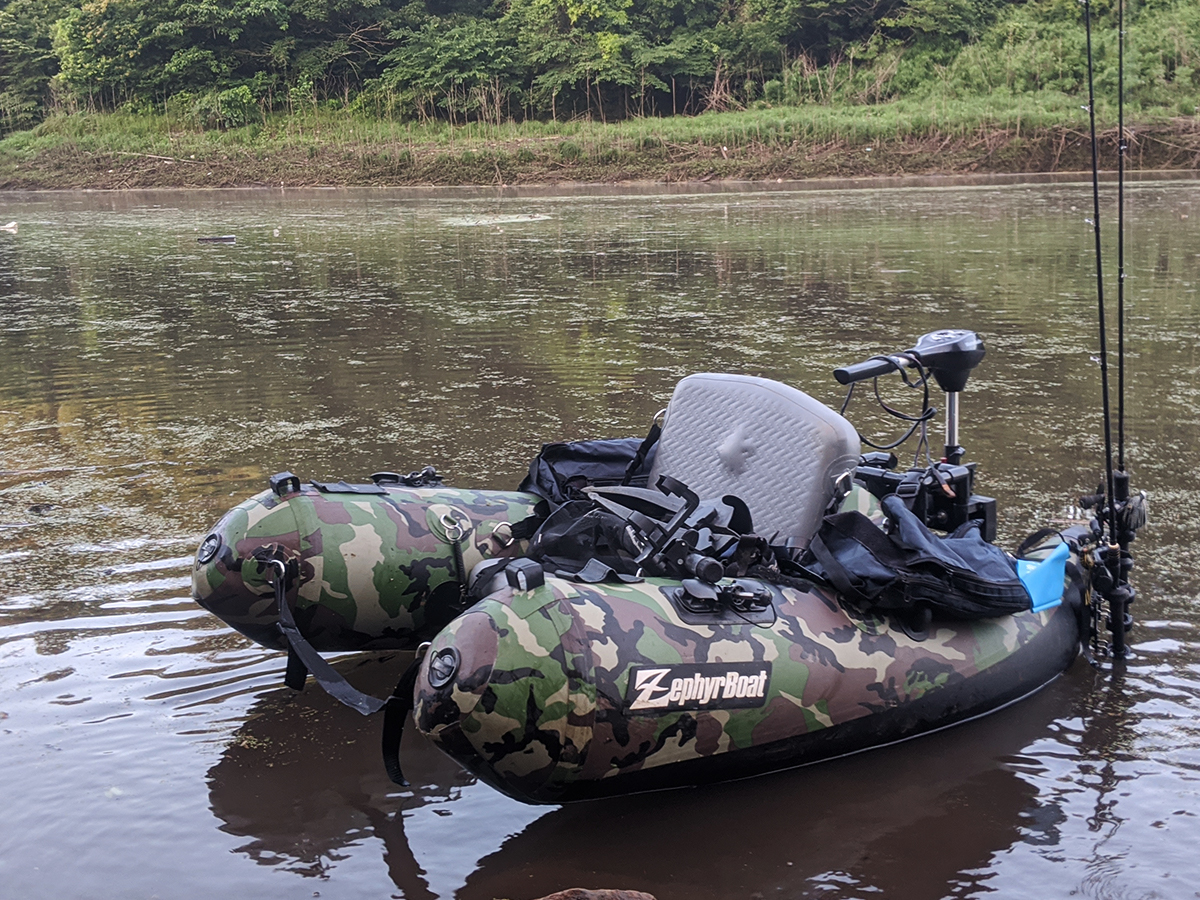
(842, 355, 938, 451)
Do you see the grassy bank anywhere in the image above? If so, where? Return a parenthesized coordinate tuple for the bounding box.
(2, 96, 1199, 190)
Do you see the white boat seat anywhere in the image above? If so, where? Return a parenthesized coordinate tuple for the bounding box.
(647, 373, 860, 547)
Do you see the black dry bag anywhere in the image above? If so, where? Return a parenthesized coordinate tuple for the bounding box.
(803, 493, 1031, 620)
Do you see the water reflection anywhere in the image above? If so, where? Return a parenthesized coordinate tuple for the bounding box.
(207, 656, 550, 897)
(201, 619, 1200, 898)
(206, 656, 1093, 899)
(460, 690, 1059, 900)
(2, 182, 1199, 899)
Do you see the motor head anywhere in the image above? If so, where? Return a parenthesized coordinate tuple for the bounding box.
(910, 329, 985, 394)
(833, 329, 985, 394)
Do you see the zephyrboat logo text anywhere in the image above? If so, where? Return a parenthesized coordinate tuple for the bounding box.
(626, 662, 772, 712)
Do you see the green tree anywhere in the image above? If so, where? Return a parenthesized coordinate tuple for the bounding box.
(377, 16, 518, 122)
(0, 0, 70, 132)
(502, 0, 638, 119)
(51, 0, 289, 106)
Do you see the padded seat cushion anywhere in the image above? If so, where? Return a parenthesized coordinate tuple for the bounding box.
(647, 373, 860, 546)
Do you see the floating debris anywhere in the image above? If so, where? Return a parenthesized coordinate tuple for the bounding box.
(1, 222, 17, 234)
(197, 235, 236, 244)
(440, 213, 550, 227)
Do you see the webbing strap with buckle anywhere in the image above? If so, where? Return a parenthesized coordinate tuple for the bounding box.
(265, 557, 429, 788)
(266, 558, 385, 716)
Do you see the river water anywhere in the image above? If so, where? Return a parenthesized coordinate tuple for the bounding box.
(1, 179, 1198, 900)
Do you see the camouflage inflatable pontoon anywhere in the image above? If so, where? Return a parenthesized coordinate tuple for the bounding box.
(194, 329, 1109, 803)
(192, 473, 541, 653)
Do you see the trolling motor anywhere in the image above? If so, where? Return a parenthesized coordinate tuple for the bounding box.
(835, 329, 997, 540)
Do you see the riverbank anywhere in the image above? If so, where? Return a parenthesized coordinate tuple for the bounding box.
(2, 103, 1198, 190)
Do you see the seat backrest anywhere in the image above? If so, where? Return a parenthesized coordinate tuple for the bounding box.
(647, 373, 860, 546)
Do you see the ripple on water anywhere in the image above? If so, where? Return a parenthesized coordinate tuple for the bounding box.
(2, 183, 1200, 899)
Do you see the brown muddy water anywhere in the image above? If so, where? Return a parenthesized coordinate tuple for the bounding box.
(1, 181, 1198, 900)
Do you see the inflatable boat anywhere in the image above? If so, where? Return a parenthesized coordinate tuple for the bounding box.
(193, 329, 1129, 803)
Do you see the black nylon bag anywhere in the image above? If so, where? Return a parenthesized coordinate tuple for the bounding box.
(804, 494, 1031, 620)
(517, 435, 658, 508)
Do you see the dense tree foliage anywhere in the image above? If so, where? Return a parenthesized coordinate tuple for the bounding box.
(1, 0, 1197, 134)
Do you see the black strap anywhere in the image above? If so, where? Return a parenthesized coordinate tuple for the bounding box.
(284, 644, 307, 691)
(269, 561, 386, 716)
(267, 560, 430, 785)
(621, 420, 661, 485)
(311, 480, 388, 495)
(894, 470, 923, 510)
(806, 529, 875, 608)
(1016, 527, 1065, 559)
(449, 533, 467, 593)
(508, 513, 544, 541)
(558, 557, 644, 584)
(382, 651, 427, 786)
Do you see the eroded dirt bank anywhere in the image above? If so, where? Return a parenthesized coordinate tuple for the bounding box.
(2, 121, 1198, 190)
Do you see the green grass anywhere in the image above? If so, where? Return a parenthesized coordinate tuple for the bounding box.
(12, 90, 1188, 155)
(0, 93, 1103, 155)
(2, 91, 1196, 187)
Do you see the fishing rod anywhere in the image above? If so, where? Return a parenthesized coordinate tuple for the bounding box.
(1117, 0, 1127, 474)
(1081, 0, 1145, 662)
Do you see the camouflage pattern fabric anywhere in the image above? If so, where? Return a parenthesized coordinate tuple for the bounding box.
(192, 484, 542, 652)
(413, 546, 1089, 804)
(838, 482, 885, 526)
(191, 479, 875, 653)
